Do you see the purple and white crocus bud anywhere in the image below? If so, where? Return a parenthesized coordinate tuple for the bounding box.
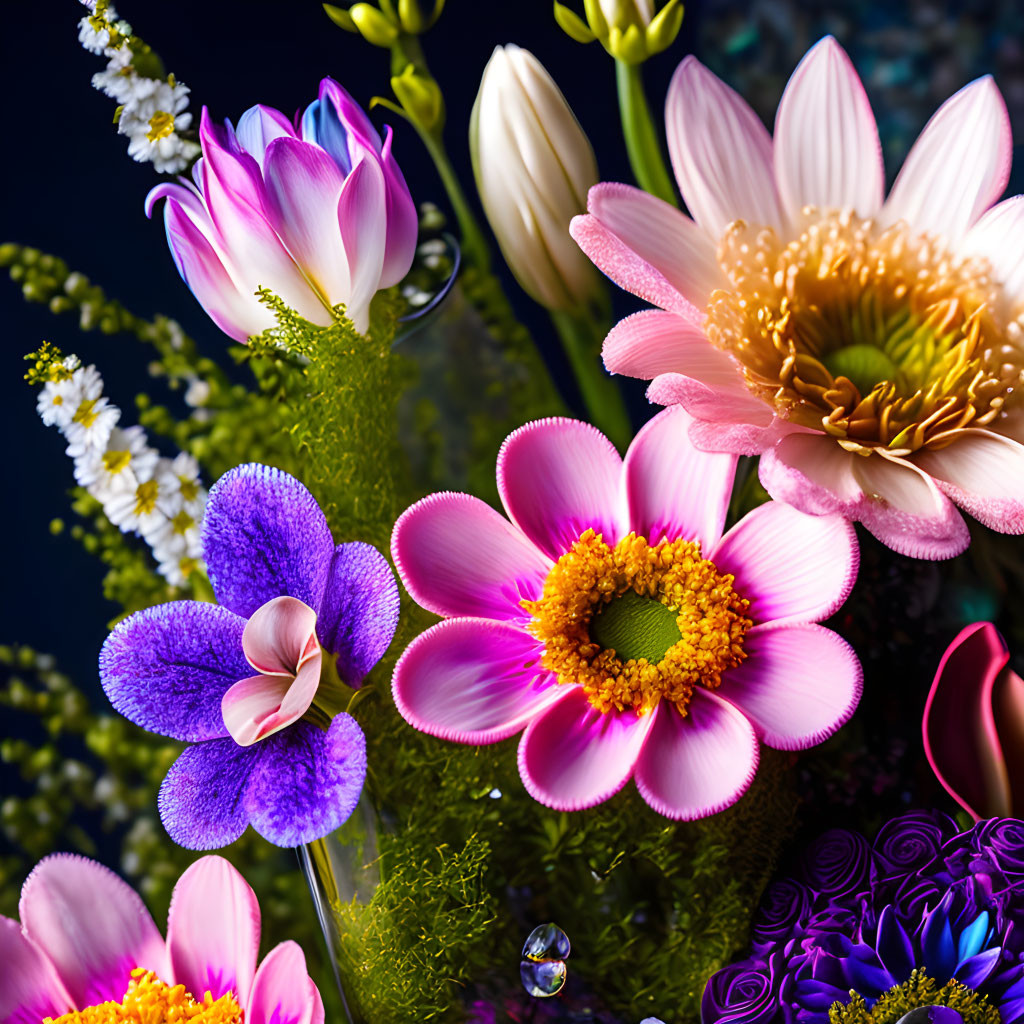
(145, 77, 418, 340)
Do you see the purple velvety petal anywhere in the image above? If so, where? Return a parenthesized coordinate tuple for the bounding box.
(316, 542, 400, 686)
(203, 464, 335, 618)
(922, 894, 959, 980)
(702, 956, 782, 1024)
(956, 946, 1002, 989)
(100, 602, 248, 742)
(159, 739, 259, 850)
(875, 905, 914, 983)
(243, 715, 367, 846)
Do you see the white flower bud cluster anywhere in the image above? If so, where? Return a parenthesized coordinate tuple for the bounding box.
(37, 355, 207, 587)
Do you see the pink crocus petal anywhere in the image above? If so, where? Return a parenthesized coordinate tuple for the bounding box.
(497, 418, 626, 561)
(915, 431, 1024, 534)
(633, 689, 759, 820)
(0, 916, 72, 1024)
(773, 36, 884, 222)
(336, 151, 388, 334)
(603, 309, 740, 382)
(923, 623, 1015, 820)
(392, 618, 562, 744)
(246, 941, 319, 1024)
(262, 136, 349, 310)
(391, 492, 552, 621)
(235, 105, 297, 168)
(310, 982, 325, 1024)
(882, 76, 1011, 241)
(19, 853, 167, 1007)
(517, 687, 656, 811)
(721, 623, 862, 750)
(647, 371, 776, 428)
(961, 196, 1024, 297)
(687, 410, 806, 457)
(167, 856, 260, 1006)
(569, 212, 703, 322)
(242, 596, 319, 676)
(378, 126, 419, 288)
(623, 406, 737, 549)
(221, 657, 321, 747)
(710, 500, 858, 627)
(583, 183, 724, 307)
(665, 55, 784, 238)
(320, 76, 382, 151)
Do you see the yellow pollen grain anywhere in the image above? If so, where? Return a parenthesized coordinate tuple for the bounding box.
(521, 530, 751, 716)
(44, 967, 242, 1024)
(146, 111, 176, 143)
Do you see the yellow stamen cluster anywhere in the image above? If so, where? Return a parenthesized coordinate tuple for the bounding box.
(705, 207, 1024, 455)
(72, 398, 101, 429)
(102, 449, 133, 474)
(45, 968, 242, 1024)
(147, 111, 177, 142)
(134, 479, 159, 516)
(522, 529, 751, 715)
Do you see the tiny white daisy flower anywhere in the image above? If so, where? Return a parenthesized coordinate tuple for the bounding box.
(63, 398, 120, 458)
(74, 425, 159, 491)
(105, 457, 179, 535)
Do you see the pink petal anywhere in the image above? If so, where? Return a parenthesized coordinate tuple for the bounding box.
(687, 412, 805, 457)
(497, 418, 626, 561)
(961, 195, 1024, 297)
(773, 36, 884, 222)
(758, 432, 863, 514)
(242, 596, 319, 676)
(570, 212, 703, 321)
(235, 105, 297, 168)
(710, 500, 858, 626)
(379, 126, 419, 289)
(262, 136, 349, 311)
(722, 623, 862, 750)
(392, 618, 562, 744)
(647, 371, 776, 428)
(0, 917, 72, 1024)
(882, 77, 1011, 240)
(634, 689, 759, 819)
(391, 492, 552, 621)
(221, 658, 321, 747)
(916, 431, 1024, 534)
(517, 687, 656, 811)
(583, 182, 723, 307)
(247, 941, 317, 1024)
(665, 56, 784, 237)
(603, 309, 739, 382)
(336, 152, 389, 334)
(167, 856, 260, 1005)
(19, 854, 167, 1007)
(923, 622, 1013, 820)
(623, 406, 737, 549)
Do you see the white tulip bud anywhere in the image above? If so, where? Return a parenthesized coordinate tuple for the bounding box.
(598, 0, 655, 28)
(470, 44, 603, 312)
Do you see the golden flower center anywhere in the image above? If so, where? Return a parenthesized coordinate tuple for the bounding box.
(521, 529, 751, 715)
(704, 207, 1024, 455)
(45, 968, 242, 1024)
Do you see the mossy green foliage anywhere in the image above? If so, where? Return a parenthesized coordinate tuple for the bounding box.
(829, 971, 1001, 1024)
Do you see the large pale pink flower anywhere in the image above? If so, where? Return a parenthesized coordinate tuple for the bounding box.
(391, 408, 862, 819)
(0, 853, 322, 1024)
(572, 36, 1024, 560)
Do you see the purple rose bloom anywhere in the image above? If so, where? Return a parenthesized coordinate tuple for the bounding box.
(798, 828, 871, 899)
(752, 880, 813, 955)
(871, 810, 958, 884)
(100, 463, 400, 849)
(702, 957, 784, 1024)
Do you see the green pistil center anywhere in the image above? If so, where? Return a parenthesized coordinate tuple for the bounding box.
(828, 970, 999, 1024)
(589, 590, 682, 664)
(823, 344, 900, 398)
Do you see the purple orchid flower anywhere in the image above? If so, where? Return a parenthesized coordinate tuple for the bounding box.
(99, 463, 400, 849)
(145, 78, 418, 340)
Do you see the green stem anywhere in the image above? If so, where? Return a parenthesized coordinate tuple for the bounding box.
(615, 59, 676, 205)
(549, 309, 632, 450)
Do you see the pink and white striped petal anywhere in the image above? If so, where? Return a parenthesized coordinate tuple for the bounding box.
(623, 406, 736, 550)
(378, 126, 419, 289)
(634, 690, 758, 819)
(582, 183, 723, 308)
(337, 151, 388, 334)
(235, 105, 297, 170)
(773, 36, 884, 223)
(497, 418, 627, 561)
(710, 500, 858, 627)
(246, 941, 319, 1024)
(242, 596, 320, 677)
(721, 624, 862, 750)
(0, 917, 72, 1024)
(391, 492, 551, 621)
(517, 687, 655, 811)
(647, 371, 776, 429)
(167, 856, 261, 1006)
(19, 854, 168, 1007)
(960, 196, 1024, 299)
(915, 431, 1024, 534)
(882, 76, 1011, 241)
(392, 618, 562, 744)
(665, 56, 784, 238)
(221, 658, 321, 747)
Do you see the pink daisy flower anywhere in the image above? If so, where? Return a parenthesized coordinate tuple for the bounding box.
(1, 853, 322, 1024)
(391, 408, 862, 819)
(571, 36, 1024, 560)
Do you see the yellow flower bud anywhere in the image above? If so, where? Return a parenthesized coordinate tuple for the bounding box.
(555, 0, 683, 63)
(349, 3, 400, 46)
(391, 64, 445, 132)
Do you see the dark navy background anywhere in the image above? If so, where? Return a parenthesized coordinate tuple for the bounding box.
(2, 0, 1022, 694)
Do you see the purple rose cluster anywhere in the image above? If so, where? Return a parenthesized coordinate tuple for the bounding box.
(703, 812, 1024, 1024)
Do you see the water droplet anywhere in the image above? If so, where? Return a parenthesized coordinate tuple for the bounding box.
(520, 958, 567, 998)
(488, 788, 502, 799)
(522, 922, 570, 961)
